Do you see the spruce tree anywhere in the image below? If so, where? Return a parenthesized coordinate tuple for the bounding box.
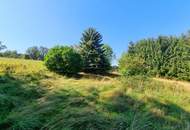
(79, 28, 110, 73)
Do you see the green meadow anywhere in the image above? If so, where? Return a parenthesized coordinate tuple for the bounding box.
(0, 58, 190, 130)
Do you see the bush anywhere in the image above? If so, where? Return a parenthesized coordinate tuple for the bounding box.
(119, 53, 147, 76)
(44, 46, 82, 75)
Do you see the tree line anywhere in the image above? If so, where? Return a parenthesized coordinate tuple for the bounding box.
(119, 32, 190, 81)
(1, 28, 190, 80)
(45, 28, 114, 75)
(0, 28, 114, 75)
(0, 42, 49, 60)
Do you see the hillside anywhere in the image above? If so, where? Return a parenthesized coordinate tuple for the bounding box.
(0, 58, 190, 130)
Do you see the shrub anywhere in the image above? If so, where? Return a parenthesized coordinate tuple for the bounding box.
(119, 53, 147, 76)
(44, 46, 82, 75)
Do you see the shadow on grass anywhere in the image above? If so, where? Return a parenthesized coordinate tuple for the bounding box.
(101, 90, 190, 130)
(0, 74, 190, 130)
(76, 72, 120, 80)
(0, 86, 110, 130)
(0, 73, 46, 129)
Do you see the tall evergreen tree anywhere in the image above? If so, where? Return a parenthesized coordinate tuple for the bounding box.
(79, 28, 111, 73)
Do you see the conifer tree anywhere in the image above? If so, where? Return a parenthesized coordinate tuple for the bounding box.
(79, 28, 111, 73)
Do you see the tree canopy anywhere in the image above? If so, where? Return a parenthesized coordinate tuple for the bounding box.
(119, 33, 190, 81)
(26, 46, 49, 60)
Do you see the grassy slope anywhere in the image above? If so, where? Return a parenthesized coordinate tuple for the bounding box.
(0, 58, 190, 130)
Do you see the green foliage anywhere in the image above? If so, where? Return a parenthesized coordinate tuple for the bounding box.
(102, 44, 115, 63)
(3, 50, 18, 58)
(119, 54, 147, 76)
(39, 46, 49, 60)
(26, 46, 40, 60)
(44, 46, 82, 75)
(79, 28, 111, 74)
(26, 46, 48, 60)
(119, 33, 190, 80)
(0, 50, 25, 59)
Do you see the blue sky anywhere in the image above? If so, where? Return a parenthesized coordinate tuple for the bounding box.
(0, 0, 190, 62)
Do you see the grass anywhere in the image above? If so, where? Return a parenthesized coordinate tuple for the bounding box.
(0, 58, 190, 130)
(0, 57, 46, 75)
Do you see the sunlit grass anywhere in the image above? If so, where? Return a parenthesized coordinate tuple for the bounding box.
(0, 57, 46, 75)
(0, 58, 190, 130)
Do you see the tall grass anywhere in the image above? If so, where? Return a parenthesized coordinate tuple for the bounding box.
(0, 57, 46, 75)
(0, 58, 190, 130)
